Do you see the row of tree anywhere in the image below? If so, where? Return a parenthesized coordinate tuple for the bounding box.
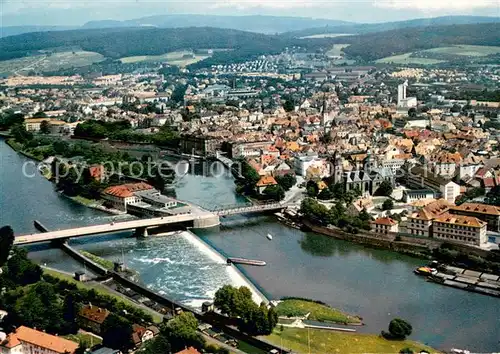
(214, 285, 278, 336)
(300, 197, 372, 233)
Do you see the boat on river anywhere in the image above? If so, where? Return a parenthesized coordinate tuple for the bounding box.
(414, 266, 437, 276)
(267, 233, 273, 240)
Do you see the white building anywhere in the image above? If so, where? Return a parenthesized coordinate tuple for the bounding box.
(433, 214, 487, 246)
(294, 153, 327, 177)
(397, 80, 417, 109)
(0, 326, 78, 354)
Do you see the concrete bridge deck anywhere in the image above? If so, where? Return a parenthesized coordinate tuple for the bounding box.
(14, 212, 219, 245)
(15, 202, 288, 245)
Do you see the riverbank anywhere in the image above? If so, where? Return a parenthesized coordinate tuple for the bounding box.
(265, 327, 438, 354)
(5, 138, 43, 161)
(42, 267, 164, 323)
(302, 219, 432, 258)
(275, 298, 362, 325)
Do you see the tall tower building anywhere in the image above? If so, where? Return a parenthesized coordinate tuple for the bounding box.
(333, 152, 344, 184)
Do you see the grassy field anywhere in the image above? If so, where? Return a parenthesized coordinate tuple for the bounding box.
(275, 299, 361, 325)
(63, 332, 102, 348)
(42, 268, 163, 323)
(81, 251, 115, 270)
(266, 327, 437, 354)
(424, 45, 500, 57)
(326, 44, 350, 58)
(375, 53, 446, 65)
(119, 50, 208, 66)
(300, 33, 353, 39)
(0, 51, 104, 76)
(376, 45, 500, 65)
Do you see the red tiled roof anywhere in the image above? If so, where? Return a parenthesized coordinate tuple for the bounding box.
(78, 304, 110, 324)
(103, 182, 153, 198)
(175, 347, 201, 354)
(256, 175, 277, 187)
(374, 217, 398, 226)
(434, 213, 486, 228)
(4, 326, 79, 354)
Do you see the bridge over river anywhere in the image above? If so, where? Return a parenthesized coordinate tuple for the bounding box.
(15, 201, 288, 245)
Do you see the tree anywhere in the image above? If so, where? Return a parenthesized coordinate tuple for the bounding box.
(375, 180, 393, 196)
(275, 174, 296, 191)
(164, 312, 204, 352)
(32, 111, 48, 118)
(101, 313, 134, 351)
(283, 100, 295, 112)
(400, 348, 414, 354)
(306, 180, 319, 197)
(141, 335, 171, 354)
(214, 285, 237, 316)
(317, 188, 334, 200)
(11, 123, 33, 144)
(0, 226, 14, 266)
(383, 318, 413, 340)
(382, 199, 394, 211)
(40, 120, 50, 134)
(263, 185, 285, 201)
(6, 248, 42, 286)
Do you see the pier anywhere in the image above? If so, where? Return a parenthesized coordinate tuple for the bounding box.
(227, 257, 267, 266)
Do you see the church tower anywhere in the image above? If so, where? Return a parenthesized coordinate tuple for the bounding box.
(333, 151, 344, 184)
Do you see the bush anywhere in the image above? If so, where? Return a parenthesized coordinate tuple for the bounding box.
(382, 318, 413, 340)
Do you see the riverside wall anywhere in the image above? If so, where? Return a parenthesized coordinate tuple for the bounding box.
(302, 220, 431, 257)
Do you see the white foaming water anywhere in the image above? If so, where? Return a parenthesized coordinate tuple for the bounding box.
(80, 230, 265, 309)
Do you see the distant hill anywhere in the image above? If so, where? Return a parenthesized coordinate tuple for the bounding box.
(82, 14, 354, 34)
(282, 16, 500, 38)
(0, 25, 77, 38)
(0, 27, 299, 62)
(338, 23, 500, 61)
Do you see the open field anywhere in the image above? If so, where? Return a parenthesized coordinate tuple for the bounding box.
(326, 44, 349, 58)
(424, 45, 500, 57)
(119, 50, 209, 66)
(42, 268, 163, 323)
(266, 327, 438, 354)
(300, 33, 353, 39)
(376, 45, 500, 65)
(375, 53, 446, 65)
(275, 299, 361, 325)
(0, 51, 104, 76)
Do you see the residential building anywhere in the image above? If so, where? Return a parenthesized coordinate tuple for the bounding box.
(78, 304, 110, 334)
(450, 203, 500, 232)
(102, 182, 153, 211)
(0, 326, 79, 354)
(433, 214, 487, 246)
(24, 118, 47, 132)
(256, 175, 278, 194)
(180, 135, 219, 156)
(90, 348, 122, 354)
(131, 325, 159, 348)
(406, 199, 451, 237)
(402, 189, 435, 203)
(372, 217, 399, 234)
(407, 166, 461, 203)
(294, 153, 330, 178)
(231, 141, 273, 158)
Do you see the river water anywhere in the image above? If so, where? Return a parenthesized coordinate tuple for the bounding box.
(1, 138, 498, 352)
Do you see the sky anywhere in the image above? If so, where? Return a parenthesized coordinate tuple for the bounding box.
(1, 0, 499, 26)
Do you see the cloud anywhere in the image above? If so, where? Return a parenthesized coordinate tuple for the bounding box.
(374, 0, 498, 10)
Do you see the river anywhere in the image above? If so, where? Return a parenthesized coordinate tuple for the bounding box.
(0, 138, 498, 352)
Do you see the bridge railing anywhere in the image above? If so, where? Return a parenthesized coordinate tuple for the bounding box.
(212, 201, 286, 216)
